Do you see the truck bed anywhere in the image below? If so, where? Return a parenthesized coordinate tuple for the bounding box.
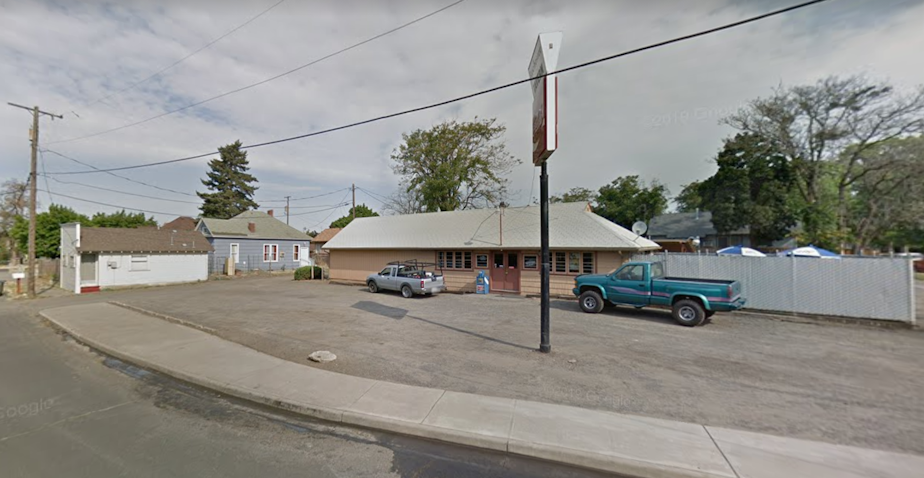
(657, 277, 736, 285)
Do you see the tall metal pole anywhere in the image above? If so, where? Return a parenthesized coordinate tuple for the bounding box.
(539, 161, 551, 353)
(28, 107, 39, 298)
(352, 183, 356, 220)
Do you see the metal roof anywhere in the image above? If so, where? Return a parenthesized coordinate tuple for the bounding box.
(197, 211, 308, 240)
(323, 202, 660, 251)
(78, 227, 213, 253)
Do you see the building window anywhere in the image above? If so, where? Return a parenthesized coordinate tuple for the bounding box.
(476, 254, 488, 269)
(524, 254, 538, 269)
(293, 244, 301, 261)
(263, 244, 278, 262)
(230, 243, 239, 263)
(438, 251, 472, 269)
(552, 251, 594, 275)
(130, 255, 149, 271)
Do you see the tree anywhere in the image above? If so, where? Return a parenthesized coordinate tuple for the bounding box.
(723, 75, 924, 246)
(1, 179, 29, 264)
(697, 133, 801, 246)
(550, 187, 596, 204)
(674, 181, 703, 213)
(391, 118, 520, 212)
(383, 184, 425, 215)
(330, 204, 379, 229)
(594, 176, 669, 228)
(11, 205, 89, 258)
(848, 136, 924, 251)
(90, 210, 156, 228)
(198, 141, 259, 219)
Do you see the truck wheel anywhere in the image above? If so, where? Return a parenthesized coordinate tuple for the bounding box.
(367, 281, 378, 293)
(579, 290, 604, 313)
(401, 285, 413, 298)
(673, 299, 706, 326)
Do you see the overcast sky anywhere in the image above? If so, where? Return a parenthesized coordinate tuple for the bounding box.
(2, 0, 923, 231)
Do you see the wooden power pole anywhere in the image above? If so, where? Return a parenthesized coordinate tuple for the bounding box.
(7, 103, 63, 298)
(285, 196, 290, 225)
(352, 183, 356, 220)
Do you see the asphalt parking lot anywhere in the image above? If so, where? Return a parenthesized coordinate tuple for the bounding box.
(29, 276, 924, 455)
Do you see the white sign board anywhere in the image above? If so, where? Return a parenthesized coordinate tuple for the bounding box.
(11, 272, 25, 279)
(528, 31, 563, 165)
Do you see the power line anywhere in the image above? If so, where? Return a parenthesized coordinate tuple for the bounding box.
(308, 190, 352, 228)
(46, 0, 828, 175)
(35, 189, 187, 217)
(45, 176, 202, 204)
(84, 0, 287, 109)
(50, 0, 466, 145)
(286, 202, 347, 210)
(39, 150, 54, 204)
(43, 149, 197, 196)
(261, 187, 351, 202)
(287, 202, 351, 216)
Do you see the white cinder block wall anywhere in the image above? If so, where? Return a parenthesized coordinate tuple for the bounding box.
(96, 253, 208, 288)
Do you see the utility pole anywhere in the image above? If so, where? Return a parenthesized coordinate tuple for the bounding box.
(7, 102, 63, 299)
(352, 183, 356, 220)
(285, 196, 290, 225)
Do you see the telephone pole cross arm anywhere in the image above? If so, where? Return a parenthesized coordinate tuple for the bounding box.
(7, 102, 63, 299)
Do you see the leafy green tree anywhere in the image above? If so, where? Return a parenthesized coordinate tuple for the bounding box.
(391, 118, 520, 212)
(674, 181, 703, 213)
(550, 187, 596, 204)
(594, 176, 669, 228)
(1, 179, 29, 263)
(198, 141, 259, 219)
(90, 210, 156, 228)
(723, 75, 924, 246)
(11, 205, 89, 258)
(330, 204, 379, 229)
(697, 133, 801, 246)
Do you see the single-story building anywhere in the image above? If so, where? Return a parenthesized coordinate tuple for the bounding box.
(60, 223, 213, 294)
(649, 210, 750, 252)
(322, 202, 661, 296)
(309, 227, 341, 268)
(196, 210, 310, 272)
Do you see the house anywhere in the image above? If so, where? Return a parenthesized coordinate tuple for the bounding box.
(60, 223, 212, 294)
(322, 202, 660, 296)
(196, 210, 310, 271)
(648, 211, 750, 252)
(163, 216, 198, 231)
(309, 227, 341, 268)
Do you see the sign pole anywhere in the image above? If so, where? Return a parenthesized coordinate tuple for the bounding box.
(539, 160, 551, 353)
(528, 32, 561, 353)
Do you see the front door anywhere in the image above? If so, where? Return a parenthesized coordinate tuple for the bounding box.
(490, 252, 520, 293)
(606, 263, 650, 306)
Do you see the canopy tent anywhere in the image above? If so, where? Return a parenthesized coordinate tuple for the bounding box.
(781, 245, 840, 259)
(716, 245, 767, 257)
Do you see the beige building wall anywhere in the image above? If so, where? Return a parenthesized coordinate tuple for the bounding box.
(329, 249, 629, 296)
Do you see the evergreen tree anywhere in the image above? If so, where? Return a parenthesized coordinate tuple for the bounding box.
(198, 141, 259, 219)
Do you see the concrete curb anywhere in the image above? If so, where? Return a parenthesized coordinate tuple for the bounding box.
(40, 303, 924, 478)
(108, 301, 218, 334)
(40, 307, 726, 478)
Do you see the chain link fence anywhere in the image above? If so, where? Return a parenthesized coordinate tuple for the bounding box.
(630, 253, 915, 323)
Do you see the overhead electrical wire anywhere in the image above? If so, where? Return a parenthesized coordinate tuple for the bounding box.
(35, 190, 187, 217)
(46, 0, 829, 176)
(84, 0, 288, 108)
(287, 202, 351, 216)
(43, 149, 197, 196)
(50, 0, 466, 145)
(307, 190, 352, 228)
(45, 176, 202, 204)
(261, 187, 351, 202)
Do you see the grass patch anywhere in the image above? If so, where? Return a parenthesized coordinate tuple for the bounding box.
(916, 273, 924, 281)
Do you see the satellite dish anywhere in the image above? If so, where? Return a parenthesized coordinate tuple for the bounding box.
(632, 221, 648, 236)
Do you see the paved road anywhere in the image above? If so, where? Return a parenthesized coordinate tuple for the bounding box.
(65, 276, 924, 456)
(0, 301, 615, 478)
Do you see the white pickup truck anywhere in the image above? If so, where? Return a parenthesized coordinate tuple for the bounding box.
(367, 262, 445, 298)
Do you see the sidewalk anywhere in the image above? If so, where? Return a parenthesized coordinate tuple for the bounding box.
(41, 303, 924, 478)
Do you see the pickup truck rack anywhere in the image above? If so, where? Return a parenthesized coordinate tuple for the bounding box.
(386, 260, 443, 275)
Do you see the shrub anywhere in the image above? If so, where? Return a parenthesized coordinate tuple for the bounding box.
(294, 266, 323, 280)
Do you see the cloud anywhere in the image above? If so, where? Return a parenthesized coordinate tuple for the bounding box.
(1, 0, 922, 232)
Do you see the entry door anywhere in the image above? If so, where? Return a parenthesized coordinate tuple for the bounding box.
(491, 252, 520, 292)
(606, 263, 649, 306)
(80, 254, 98, 285)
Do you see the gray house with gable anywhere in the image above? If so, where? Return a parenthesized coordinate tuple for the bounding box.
(196, 210, 310, 272)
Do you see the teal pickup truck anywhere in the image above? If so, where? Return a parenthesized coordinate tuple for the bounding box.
(572, 261, 745, 326)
